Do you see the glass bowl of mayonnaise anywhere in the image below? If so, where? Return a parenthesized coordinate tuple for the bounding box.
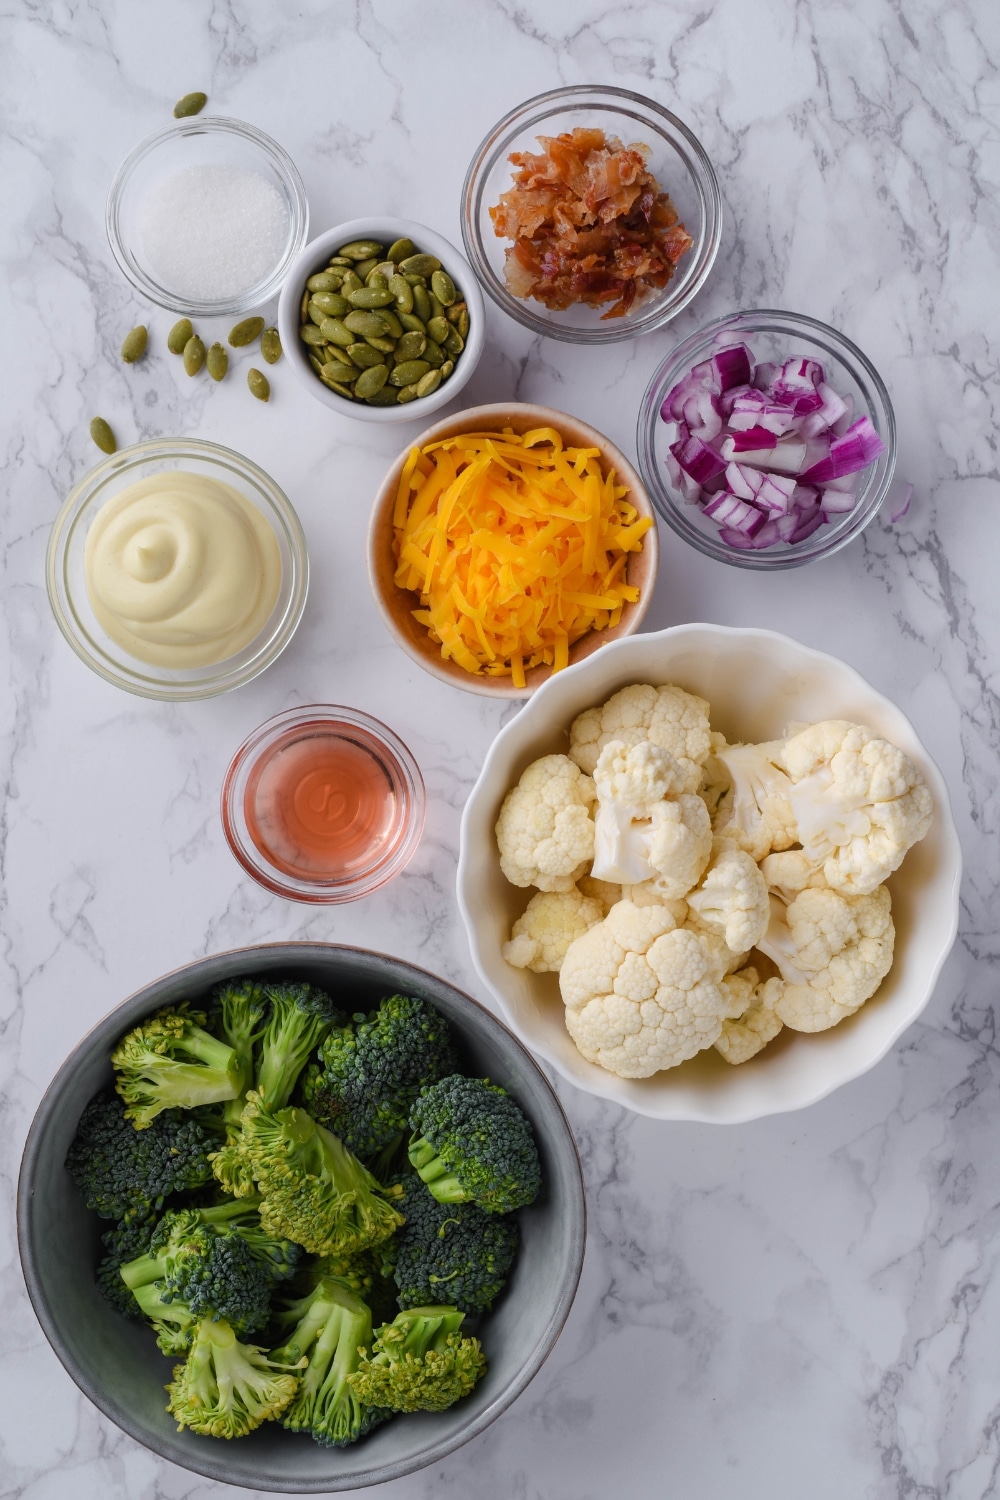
(46, 438, 309, 700)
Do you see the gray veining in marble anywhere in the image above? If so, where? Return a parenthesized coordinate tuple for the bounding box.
(2, 1, 998, 1497)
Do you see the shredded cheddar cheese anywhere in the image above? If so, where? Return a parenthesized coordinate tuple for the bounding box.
(392, 427, 652, 687)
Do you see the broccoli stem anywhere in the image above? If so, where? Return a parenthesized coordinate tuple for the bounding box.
(408, 1137, 468, 1203)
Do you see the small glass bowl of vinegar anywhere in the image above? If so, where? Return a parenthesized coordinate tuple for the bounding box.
(221, 705, 425, 902)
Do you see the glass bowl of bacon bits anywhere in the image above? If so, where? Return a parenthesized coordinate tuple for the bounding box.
(462, 85, 722, 344)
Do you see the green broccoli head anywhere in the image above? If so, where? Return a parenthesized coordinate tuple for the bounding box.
(390, 1172, 519, 1314)
(273, 1278, 389, 1448)
(348, 1305, 486, 1413)
(66, 1088, 216, 1220)
(195, 1197, 302, 1284)
(96, 1211, 156, 1320)
(302, 995, 459, 1159)
(253, 982, 345, 1112)
(209, 978, 268, 1088)
(121, 1209, 272, 1350)
(240, 1092, 403, 1258)
(166, 1316, 301, 1438)
(407, 1076, 541, 1215)
(111, 1004, 245, 1128)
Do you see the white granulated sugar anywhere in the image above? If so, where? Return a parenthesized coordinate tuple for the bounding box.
(139, 164, 289, 301)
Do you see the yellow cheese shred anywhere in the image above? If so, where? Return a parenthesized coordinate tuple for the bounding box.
(392, 428, 652, 681)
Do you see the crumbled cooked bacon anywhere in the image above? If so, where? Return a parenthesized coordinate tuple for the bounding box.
(489, 127, 693, 319)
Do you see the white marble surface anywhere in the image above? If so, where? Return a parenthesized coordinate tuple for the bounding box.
(2, 2, 997, 1497)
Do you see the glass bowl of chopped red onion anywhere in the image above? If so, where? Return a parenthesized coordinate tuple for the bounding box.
(637, 309, 897, 568)
(107, 117, 308, 318)
(461, 85, 722, 344)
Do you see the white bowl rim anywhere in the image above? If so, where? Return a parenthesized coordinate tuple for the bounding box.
(277, 217, 485, 424)
(457, 622, 963, 1123)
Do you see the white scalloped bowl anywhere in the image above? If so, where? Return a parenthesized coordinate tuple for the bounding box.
(457, 624, 962, 1123)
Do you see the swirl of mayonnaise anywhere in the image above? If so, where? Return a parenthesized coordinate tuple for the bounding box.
(84, 471, 282, 667)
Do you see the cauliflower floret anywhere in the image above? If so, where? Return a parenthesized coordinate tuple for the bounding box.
(714, 967, 784, 1064)
(495, 754, 596, 891)
(686, 839, 770, 955)
(502, 887, 606, 973)
(708, 740, 798, 861)
(590, 740, 712, 894)
(759, 849, 826, 902)
(569, 682, 714, 793)
(756, 885, 895, 1032)
(777, 720, 934, 896)
(559, 900, 730, 1077)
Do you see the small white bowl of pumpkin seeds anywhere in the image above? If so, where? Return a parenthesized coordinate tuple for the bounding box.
(277, 218, 485, 423)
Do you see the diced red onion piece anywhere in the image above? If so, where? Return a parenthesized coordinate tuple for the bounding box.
(790, 511, 826, 543)
(670, 434, 727, 484)
(889, 480, 914, 523)
(664, 446, 703, 505)
(709, 344, 753, 390)
(776, 512, 799, 541)
(721, 427, 780, 454)
(799, 415, 885, 483)
(718, 526, 761, 550)
(704, 491, 767, 535)
(819, 487, 857, 514)
(831, 394, 855, 437)
(756, 473, 797, 513)
(752, 361, 778, 391)
(749, 519, 781, 548)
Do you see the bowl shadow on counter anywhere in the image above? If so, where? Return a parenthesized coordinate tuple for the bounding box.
(18, 943, 585, 1493)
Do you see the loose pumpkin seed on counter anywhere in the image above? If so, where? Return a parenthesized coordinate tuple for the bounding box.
(297, 235, 470, 409)
(173, 91, 207, 118)
(89, 417, 116, 454)
(261, 327, 282, 364)
(120, 325, 147, 363)
(167, 318, 193, 354)
(206, 343, 228, 381)
(183, 334, 206, 375)
(248, 368, 270, 401)
(228, 316, 265, 348)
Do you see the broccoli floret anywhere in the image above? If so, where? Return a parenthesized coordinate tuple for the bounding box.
(271, 1278, 388, 1447)
(96, 1212, 156, 1320)
(167, 1316, 301, 1438)
(111, 1004, 245, 1128)
(302, 995, 459, 1159)
(240, 1092, 403, 1258)
(390, 1172, 519, 1314)
(348, 1305, 486, 1413)
(66, 1088, 216, 1220)
(194, 1196, 303, 1284)
(121, 1209, 272, 1351)
(255, 982, 344, 1111)
(408, 1076, 541, 1214)
(210, 978, 268, 1084)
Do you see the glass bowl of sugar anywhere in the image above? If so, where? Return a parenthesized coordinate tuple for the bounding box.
(106, 117, 308, 317)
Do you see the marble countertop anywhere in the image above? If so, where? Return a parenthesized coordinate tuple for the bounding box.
(3, 2, 997, 1497)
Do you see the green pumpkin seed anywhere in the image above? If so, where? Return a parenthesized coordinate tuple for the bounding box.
(457, 307, 470, 340)
(364, 385, 400, 406)
(387, 237, 415, 263)
(354, 364, 389, 399)
(371, 262, 396, 280)
(427, 316, 449, 345)
(446, 301, 465, 325)
(431, 270, 457, 307)
(396, 383, 420, 404)
(379, 309, 403, 339)
(421, 338, 445, 369)
(322, 360, 358, 382)
(344, 310, 390, 338)
(121, 324, 147, 363)
(443, 326, 465, 355)
(399, 311, 427, 334)
(440, 358, 455, 378)
(247, 367, 270, 401)
(322, 343, 354, 368)
(300, 323, 329, 347)
(320, 317, 355, 348)
(327, 255, 354, 267)
(300, 288, 311, 324)
(353, 257, 380, 281)
(308, 353, 326, 375)
(183, 334, 205, 375)
(363, 335, 396, 354)
(308, 300, 329, 327)
(89, 416, 116, 453)
(389, 275, 414, 313)
(261, 327, 282, 364)
(402, 272, 426, 287)
(395, 330, 427, 362)
(167, 318, 193, 354)
(321, 377, 355, 398)
(337, 239, 384, 261)
(206, 342, 228, 381)
(390, 359, 431, 387)
(307, 270, 344, 293)
(173, 91, 207, 118)
(415, 368, 442, 398)
(311, 291, 350, 317)
(348, 343, 386, 369)
(228, 317, 265, 348)
(348, 287, 395, 309)
(365, 271, 389, 292)
(412, 284, 432, 322)
(400, 253, 441, 277)
(430, 298, 448, 327)
(340, 270, 364, 296)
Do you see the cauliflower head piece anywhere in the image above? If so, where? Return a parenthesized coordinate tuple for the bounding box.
(777, 720, 934, 896)
(757, 885, 895, 1032)
(591, 740, 712, 895)
(569, 683, 714, 794)
(708, 740, 798, 862)
(502, 887, 606, 974)
(714, 964, 784, 1065)
(495, 754, 596, 891)
(559, 900, 730, 1077)
(686, 839, 770, 956)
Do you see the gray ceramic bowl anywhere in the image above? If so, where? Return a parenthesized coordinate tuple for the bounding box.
(17, 943, 585, 1492)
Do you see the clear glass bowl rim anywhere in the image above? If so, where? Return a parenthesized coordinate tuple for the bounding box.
(46, 436, 309, 700)
(636, 307, 898, 570)
(220, 703, 427, 904)
(105, 116, 309, 317)
(461, 83, 722, 345)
